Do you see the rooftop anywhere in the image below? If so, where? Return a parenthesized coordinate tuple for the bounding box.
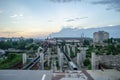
(0, 69, 120, 80)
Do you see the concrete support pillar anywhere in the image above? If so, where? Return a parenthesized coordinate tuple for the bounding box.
(40, 53, 44, 70)
(37, 47, 43, 57)
(81, 50, 86, 60)
(57, 47, 63, 71)
(77, 53, 80, 69)
(77, 53, 83, 69)
(53, 55, 57, 71)
(22, 53, 27, 65)
(47, 48, 51, 67)
(92, 52, 96, 70)
(54, 60, 57, 71)
(66, 44, 70, 56)
(36, 53, 39, 57)
(63, 45, 66, 52)
(59, 52, 63, 71)
(79, 47, 88, 61)
(71, 45, 76, 56)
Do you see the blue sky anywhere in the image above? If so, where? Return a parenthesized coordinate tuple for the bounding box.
(0, 0, 120, 37)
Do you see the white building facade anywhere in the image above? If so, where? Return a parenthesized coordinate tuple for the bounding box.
(93, 31, 109, 43)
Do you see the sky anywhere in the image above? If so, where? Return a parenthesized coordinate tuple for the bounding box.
(0, 0, 120, 38)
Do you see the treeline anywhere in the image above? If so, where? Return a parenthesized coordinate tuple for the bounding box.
(0, 39, 34, 50)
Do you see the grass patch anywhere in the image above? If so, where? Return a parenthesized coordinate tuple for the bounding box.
(0, 53, 22, 69)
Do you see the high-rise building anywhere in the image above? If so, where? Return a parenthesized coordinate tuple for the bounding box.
(93, 31, 109, 43)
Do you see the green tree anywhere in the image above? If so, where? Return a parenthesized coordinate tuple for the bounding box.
(7, 53, 17, 60)
(83, 58, 90, 66)
(83, 39, 90, 46)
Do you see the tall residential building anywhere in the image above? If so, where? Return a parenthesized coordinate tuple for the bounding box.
(93, 31, 109, 43)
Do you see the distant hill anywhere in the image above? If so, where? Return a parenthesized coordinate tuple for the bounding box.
(50, 25, 120, 38)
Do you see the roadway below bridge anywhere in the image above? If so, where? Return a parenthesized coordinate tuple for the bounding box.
(60, 47, 78, 70)
(22, 47, 48, 70)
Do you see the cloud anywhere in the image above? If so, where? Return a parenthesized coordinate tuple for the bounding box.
(75, 17, 88, 20)
(48, 20, 53, 22)
(1, 31, 17, 34)
(10, 14, 18, 18)
(49, 0, 81, 3)
(66, 19, 75, 22)
(0, 10, 3, 14)
(0, 30, 23, 34)
(0, 31, 24, 37)
(11, 21, 20, 24)
(65, 16, 88, 22)
(92, 0, 120, 12)
(0, 31, 21, 35)
(19, 14, 23, 17)
(10, 14, 24, 18)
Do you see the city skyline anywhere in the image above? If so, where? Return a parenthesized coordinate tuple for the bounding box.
(0, 0, 120, 38)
